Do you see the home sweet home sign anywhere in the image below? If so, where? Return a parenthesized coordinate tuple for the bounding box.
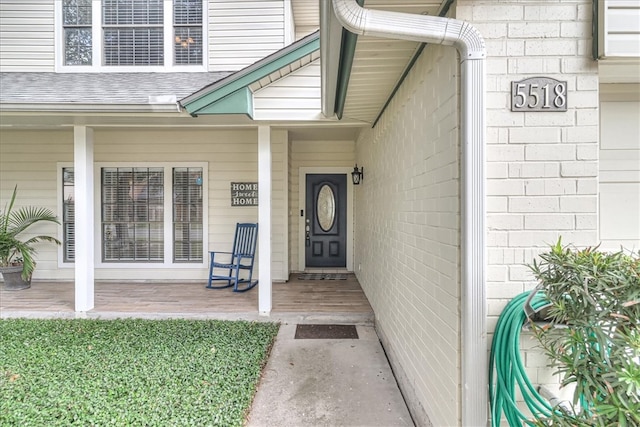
(230, 182, 258, 206)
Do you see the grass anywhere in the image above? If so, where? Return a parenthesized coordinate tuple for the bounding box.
(0, 318, 279, 426)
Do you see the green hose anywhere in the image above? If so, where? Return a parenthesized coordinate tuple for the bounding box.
(489, 291, 554, 426)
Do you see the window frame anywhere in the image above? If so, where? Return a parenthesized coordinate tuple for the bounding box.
(55, 0, 208, 72)
(57, 162, 208, 269)
(101, 166, 167, 263)
(61, 166, 76, 262)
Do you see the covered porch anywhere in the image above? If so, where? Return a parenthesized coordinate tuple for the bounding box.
(0, 274, 373, 324)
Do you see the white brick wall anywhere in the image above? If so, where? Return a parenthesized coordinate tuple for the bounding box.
(456, 0, 599, 307)
(456, 0, 599, 422)
(325, 1, 606, 425)
(355, 43, 461, 427)
(328, 1, 604, 424)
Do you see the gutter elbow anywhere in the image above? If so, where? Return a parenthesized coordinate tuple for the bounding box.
(452, 21, 486, 61)
(332, 0, 486, 61)
(332, 0, 367, 36)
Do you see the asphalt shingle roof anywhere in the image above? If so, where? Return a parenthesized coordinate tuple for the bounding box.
(0, 72, 231, 105)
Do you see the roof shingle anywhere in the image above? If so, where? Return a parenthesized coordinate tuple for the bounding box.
(0, 72, 231, 105)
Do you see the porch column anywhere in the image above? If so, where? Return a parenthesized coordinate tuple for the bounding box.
(73, 126, 95, 312)
(258, 125, 272, 315)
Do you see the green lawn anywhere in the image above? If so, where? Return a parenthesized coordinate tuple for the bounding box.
(0, 318, 279, 426)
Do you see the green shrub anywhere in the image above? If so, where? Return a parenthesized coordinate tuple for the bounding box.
(529, 240, 640, 426)
(0, 319, 279, 426)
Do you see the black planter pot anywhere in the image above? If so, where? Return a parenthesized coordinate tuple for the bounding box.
(0, 265, 31, 290)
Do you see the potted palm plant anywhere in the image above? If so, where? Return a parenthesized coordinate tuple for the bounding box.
(0, 186, 61, 290)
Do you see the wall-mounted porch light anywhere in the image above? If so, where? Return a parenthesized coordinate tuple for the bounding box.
(351, 164, 364, 185)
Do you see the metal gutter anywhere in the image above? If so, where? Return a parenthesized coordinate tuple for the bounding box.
(334, 0, 364, 120)
(320, 1, 344, 118)
(329, 1, 487, 425)
(0, 103, 182, 113)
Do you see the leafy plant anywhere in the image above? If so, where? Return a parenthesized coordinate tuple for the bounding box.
(0, 319, 279, 426)
(529, 239, 640, 426)
(0, 186, 61, 279)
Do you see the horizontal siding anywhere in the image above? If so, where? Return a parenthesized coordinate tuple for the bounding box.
(1, 0, 288, 73)
(600, 1, 640, 57)
(599, 101, 640, 250)
(0, 0, 55, 71)
(253, 60, 322, 120)
(0, 130, 72, 279)
(0, 128, 288, 282)
(209, 0, 285, 72)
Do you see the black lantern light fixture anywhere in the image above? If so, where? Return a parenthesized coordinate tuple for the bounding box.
(351, 164, 364, 185)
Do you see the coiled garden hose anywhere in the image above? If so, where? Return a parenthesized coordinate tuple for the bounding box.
(489, 291, 554, 426)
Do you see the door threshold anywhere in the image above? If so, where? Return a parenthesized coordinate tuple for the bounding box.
(303, 268, 350, 274)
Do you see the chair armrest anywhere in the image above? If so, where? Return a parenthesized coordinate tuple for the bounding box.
(210, 251, 235, 265)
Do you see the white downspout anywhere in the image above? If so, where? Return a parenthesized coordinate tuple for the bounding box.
(330, 1, 487, 425)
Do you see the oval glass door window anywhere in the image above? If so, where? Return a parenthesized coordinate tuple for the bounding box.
(317, 184, 336, 231)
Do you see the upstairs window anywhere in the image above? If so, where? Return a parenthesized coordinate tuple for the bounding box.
(58, 0, 204, 70)
(174, 0, 203, 65)
(63, 0, 92, 65)
(103, 0, 165, 66)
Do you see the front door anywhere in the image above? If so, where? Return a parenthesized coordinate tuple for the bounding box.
(305, 174, 347, 268)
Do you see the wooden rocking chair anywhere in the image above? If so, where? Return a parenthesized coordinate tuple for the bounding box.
(207, 223, 258, 292)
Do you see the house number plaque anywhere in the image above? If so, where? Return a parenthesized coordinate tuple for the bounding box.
(231, 182, 258, 206)
(511, 77, 567, 112)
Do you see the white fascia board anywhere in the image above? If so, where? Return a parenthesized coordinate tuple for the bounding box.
(0, 103, 182, 113)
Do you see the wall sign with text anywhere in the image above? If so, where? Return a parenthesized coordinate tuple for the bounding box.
(230, 182, 258, 206)
(511, 77, 567, 112)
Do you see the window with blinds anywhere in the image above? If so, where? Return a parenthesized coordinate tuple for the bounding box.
(61, 165, 205, 265)
(173, 167, 203, 262)
(63, 0, 92, 65)
(173, 0, 203, 65)
(103, 0, 164, 66)
(62, 168, 76, 262)
(60, 0, 204, 68)
(102, 167, 165, 262)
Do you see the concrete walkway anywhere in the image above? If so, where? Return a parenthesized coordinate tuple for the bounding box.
(247, 324, 414, 427)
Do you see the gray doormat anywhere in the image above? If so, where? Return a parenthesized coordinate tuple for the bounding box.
(297, 273, 347, 280)
(294, 324, 359, 339)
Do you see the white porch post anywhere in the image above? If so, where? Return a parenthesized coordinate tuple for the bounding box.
(258, 125, 272, 315)
(73, 126, 95, 312)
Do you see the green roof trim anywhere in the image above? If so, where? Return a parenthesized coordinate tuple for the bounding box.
(334, 26, 359, 120)
(182, 33, 320, 116)
(195, 87, 253, 117)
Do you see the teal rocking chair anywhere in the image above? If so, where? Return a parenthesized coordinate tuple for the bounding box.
(207, 223, 258, 292)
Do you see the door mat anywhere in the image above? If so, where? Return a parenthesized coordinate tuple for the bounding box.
(294, 324, 359, 339)
(297, 273, 347, 280)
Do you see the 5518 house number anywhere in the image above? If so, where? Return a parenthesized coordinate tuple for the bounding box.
(511, 77, 567, 112)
